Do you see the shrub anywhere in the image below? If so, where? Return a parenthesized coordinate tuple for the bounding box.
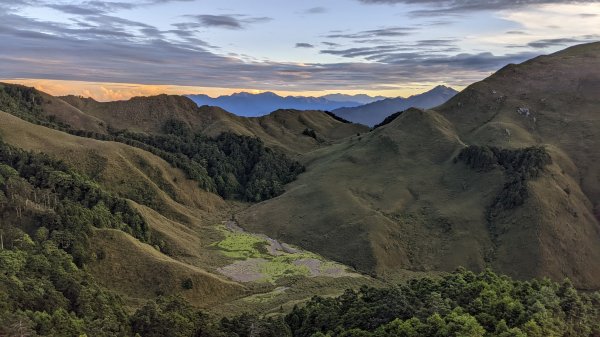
(181, 278, 194, 290)
(302, 128, 317, 139)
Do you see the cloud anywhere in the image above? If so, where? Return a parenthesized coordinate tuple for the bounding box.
(358, 0, 600, 13)
(295, 43, 315, 48)
(416, 39, 458, 46)
(46, 0, 194, 15)
(183, 14, 272, 29)
(527, 35, 599, 48)
(358, 0, 600, 16)
(320, 39, 459, 59)
(47, 4, 107, 15)
(326, 27, 414, 39)
(322, 45, 406, 58)
(0, 13, 512, 91)
(0, 1, 592, 94)
(304, 7, 327, 14)
(0, 0, 34, 11)
(192, 15, 243, 29)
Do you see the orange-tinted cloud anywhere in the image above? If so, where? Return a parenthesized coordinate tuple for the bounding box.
(1, 78, 450, 101)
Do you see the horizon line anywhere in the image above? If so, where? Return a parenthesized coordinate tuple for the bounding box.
(0, 78, 463, 102)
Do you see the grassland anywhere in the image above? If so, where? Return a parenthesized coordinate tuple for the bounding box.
(213, 224, 359, 284)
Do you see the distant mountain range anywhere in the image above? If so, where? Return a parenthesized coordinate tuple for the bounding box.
(186, 87, 457, 126)
(322, 93, 387, 104)
(186, 92, 379, 117)
(332, 85, 459, 126)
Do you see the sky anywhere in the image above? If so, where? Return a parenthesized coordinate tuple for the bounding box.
(1, 0, 600, 100)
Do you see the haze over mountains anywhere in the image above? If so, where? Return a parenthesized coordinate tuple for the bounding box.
(322, 93, 387, 104)
(187, 92, 371, 117)
(187, 87, 457, 126)
(333, 85, 459, 126)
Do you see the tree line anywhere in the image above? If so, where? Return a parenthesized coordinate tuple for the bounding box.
(456, 145, 552, 229)
(284, 268, 600, 337)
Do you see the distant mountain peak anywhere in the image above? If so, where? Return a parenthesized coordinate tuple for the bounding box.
(429, 85, 456, 92)
(332, 86, 459, 127)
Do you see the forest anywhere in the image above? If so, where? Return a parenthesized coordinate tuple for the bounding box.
(457, 145, 552, 222)
(109, 119, 305, 201)
(372, 110, 405, 129)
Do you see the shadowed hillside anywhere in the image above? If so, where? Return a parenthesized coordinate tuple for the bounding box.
(239, 42, 600, 289)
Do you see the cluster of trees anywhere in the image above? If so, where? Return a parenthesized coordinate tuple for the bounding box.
(457, 145, 552, 221)
(0, 138, 155, 336)
(372, 110, 405, 129)
(0, 84, 43, 118)
(285, 269, 600, 337)
(324, 111, 352, 124)
(0, 142, 154, 263)
(129, 296, 290, 337)
(457, 146, 551, 178)
(0, 84, 70, 130)
(108, 120, 305, 201)
(302, 128, 318, 139)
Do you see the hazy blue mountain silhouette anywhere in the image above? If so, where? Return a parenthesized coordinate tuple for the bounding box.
(322, 93, 386, 104)
(332, 86, 458, 126)
(186, 92, 373, 117)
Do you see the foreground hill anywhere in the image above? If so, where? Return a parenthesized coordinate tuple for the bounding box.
(332, 85, 458, 126)
(240, 42, 600, 289)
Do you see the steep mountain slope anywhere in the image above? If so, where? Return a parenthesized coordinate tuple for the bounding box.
(333, 85, 458, 126)
(240, 43, 600, 289)
(187, 91, 363, 117)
